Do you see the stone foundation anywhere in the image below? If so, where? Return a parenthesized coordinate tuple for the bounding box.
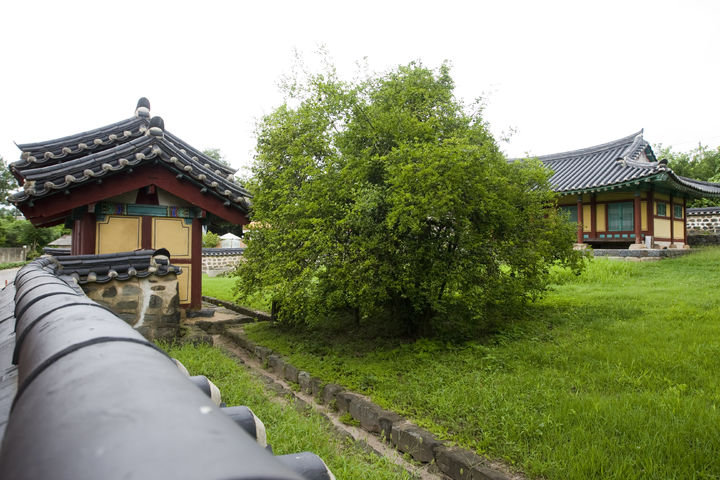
(687, 212, 720, 234)
(202, 253, 243, 276)
(82, 274, 181, 341)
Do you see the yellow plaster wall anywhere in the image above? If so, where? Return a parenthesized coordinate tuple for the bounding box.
(673, 221, 684, 240)
(152, 218, 191, 259)
(177, 265, 190, 304)
(655, 218, 671, 238)
(96, 216, 141, 254)
(655, 193, 670, 202)
(596, 204, 606, 231)
(583, 205, 591, 232)
(641, 201, 647, 230)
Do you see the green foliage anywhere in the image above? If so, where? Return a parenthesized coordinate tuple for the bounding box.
(0, 261, 28, 270)
(655, 143, 720, 207)
(0, 215, 67, 256)
(202, 274, 272, 311)
(0, 156, 18, 208)
(202, 231, 220, 248)
(236, 61, 583, 337)
(244, 247, 720, 479)
(162, 343, 412, 479)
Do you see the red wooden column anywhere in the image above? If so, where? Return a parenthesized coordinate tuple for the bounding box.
(633, 192, 642, 244)
(73, 211, 96, 255)
(669, 194, 675, 245)
(190, 217, 203, 310)
(576, 195, 584, 244)
(590, 194, 597, 240)
(683, 197, 687, 244)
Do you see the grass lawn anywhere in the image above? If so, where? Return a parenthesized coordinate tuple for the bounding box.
(242, 247, 720, 479)
(163, 342, 414, 479)
(202, 274, 271, 312)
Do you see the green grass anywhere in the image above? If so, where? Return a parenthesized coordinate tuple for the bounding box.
(202, 274, 271, 311)
(163, 342, 414, 479)
(0, 261, 28, 270)
(243, 247, 720, 479)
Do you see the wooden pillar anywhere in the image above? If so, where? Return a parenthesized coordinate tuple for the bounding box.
(141, 217, 152, 250)
(75, 211, 96, 255)
(669, 194, 675, 246)
(576, 195, 584, 244)
(633, 192, 642, 244)
(590, 194, 597, 240)
(190, 217, 203, 309)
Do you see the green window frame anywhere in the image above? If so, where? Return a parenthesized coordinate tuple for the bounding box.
(674, 204, 683, 219)
(608, 202, 634, 231)
(657, 201, 667, 217)
(559, 205, 578, 224)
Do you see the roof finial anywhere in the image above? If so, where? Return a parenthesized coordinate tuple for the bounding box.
(135, 97, 151, 118)
(148, 116, 164, 137)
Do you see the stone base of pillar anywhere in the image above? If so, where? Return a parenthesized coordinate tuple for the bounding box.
(668, 243, 677, 249)
(628, 243, 647, 250)
(573, 243, 589, 250)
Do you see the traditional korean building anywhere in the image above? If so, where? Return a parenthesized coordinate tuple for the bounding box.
(531, 130, 720, 249)
(9, 98, 250, 308)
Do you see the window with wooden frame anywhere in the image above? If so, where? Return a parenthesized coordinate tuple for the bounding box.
(674, 204, 683, 219)
(657, 201, 667, 217)
(559, 205, 578, 223)
(608, 202, 634, 231)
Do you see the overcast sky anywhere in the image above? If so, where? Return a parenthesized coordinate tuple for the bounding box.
(1, 0, 718, 175)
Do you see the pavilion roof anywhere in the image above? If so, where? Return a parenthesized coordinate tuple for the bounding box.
(520, 130, 720, 198)
(9, 98, 250, 214)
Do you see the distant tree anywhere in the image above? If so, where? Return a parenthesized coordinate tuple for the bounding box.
(202, 231, 220, 248)
(0, 156, 19, 213)
(202, 148, 231, 168)
(656, 144, 720, 207)
(235, 61, 583, 338)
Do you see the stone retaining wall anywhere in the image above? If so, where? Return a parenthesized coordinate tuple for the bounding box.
(202, 296, 273, 322)
(83, 275, 181, 341)
(207, 323, 513, 480)
(688, 234, 720, 247)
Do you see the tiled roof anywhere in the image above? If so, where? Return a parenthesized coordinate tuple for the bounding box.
(55, 249, 181, 284)
(51, 249, 181, 284)
(9, 98, 250, 213)
(522, 130, 720, 198)
(0, 259, 315, 479)
(687, 206, 720, 215)
(202, 247, 245, 256)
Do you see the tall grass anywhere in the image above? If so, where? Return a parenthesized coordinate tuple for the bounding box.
(243, 248, 720, 479)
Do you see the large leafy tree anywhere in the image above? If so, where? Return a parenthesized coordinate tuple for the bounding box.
(236, 62, 582, 337)
(656, 144, 720, 207)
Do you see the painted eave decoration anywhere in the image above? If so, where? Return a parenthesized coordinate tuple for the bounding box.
(9, 98, 251, 214)
(517, 130, 720, 198)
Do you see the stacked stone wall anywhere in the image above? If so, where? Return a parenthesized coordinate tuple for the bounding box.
(687, 213, 720, 233)
(202, 254, 242, 275)
(82, 274, 180, 341)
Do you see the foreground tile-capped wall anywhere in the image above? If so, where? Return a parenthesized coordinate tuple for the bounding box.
(83, 275, 180, 341)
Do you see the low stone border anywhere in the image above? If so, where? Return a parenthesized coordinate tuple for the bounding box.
(592, 248, 691, 258)
(202, 296, 273, 322)
(214, 326, 514, 480)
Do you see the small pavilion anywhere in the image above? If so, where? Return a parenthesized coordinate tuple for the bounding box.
(9, 98, 250, 308)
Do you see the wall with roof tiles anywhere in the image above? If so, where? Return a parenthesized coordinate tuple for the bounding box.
(82, 274, 181, 341)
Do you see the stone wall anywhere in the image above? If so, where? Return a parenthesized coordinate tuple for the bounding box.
(688, 234, 720, 247)
(0, 247, 27, 263)
(687, 212, 720, 233)
(82, 274, 180, 341)
(202, 253, 243, 276)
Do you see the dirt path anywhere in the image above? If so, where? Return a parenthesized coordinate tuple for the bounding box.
(212, 334, 446, 480)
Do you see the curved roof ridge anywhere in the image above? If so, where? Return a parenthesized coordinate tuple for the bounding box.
(16, 117, 145, 152)
(533, 130, 644, 161)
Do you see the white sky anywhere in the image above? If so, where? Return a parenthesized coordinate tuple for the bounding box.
(1, 0, 718, 176)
